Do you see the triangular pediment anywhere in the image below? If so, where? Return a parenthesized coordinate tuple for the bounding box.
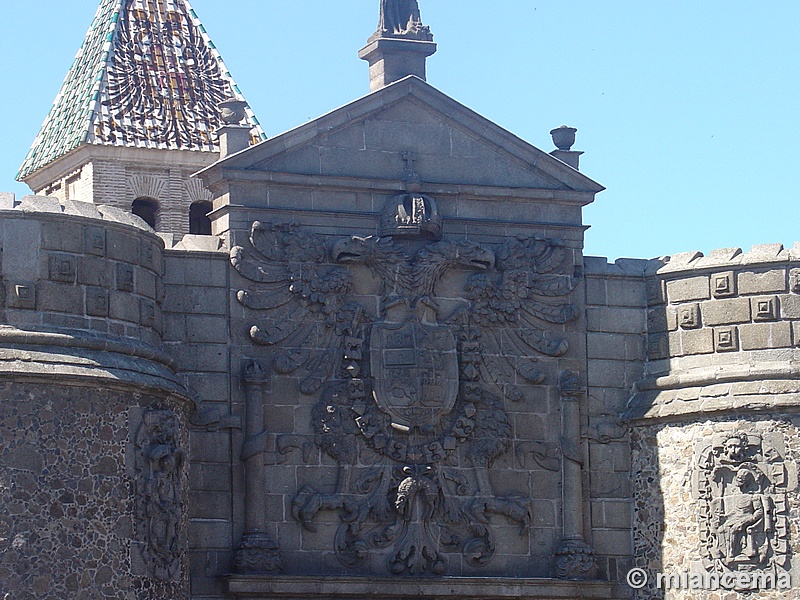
(202, 77, 603, 193)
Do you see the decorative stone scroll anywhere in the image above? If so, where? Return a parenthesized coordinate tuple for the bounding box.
(694, 430, 795, 585)
(230, 200, 580, 575)
(133, 409, 186, 581)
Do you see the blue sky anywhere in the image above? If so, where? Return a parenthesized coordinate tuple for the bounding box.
(1, 1, 797, 260)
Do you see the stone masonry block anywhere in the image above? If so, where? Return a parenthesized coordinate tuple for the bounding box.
(41, 221, 83, 253)
(605, 278, 646, 307)
(739, 322, 792, 351)
(7, 282, 37, 310)
(77, 256, 113, 287)
(714, 326, 739, 352)
(738, 269, 787, 295)
(645, 278, 665, 305)
(106, 230, 140, 263)
(702, 297, 751, 326)
(586, 307, 645, 334)
(677, 303, 701, 329)
(183, 256, 228, 287)
(593, 529, 632, 556)
(711, 271, 737, 298)
(666, 276, 710, 303)
(189, 520, 231, 550)
(751, 295, 779, 321)
(781, 294, 800, 319)
(37, 282, 83, 314)
(109, 292, 139, 323)
(648, 333, 669, 360)
(190, 430, 231, 463)
(790, 268, 800, 293)
(586, 333, 625, 360)
(794, 322, 800, 347)
(136, 269, 157, 300)
(47, 253, 77, 284)
(116, 262, 135, 292)
(680, 328, 714, 355)
(587, 360, 627, 388)
(84, 226, 106, 256)
(86, 287, 110, 317)
(646, 307, 669, 334)
(186, 315, 229, 343)
(2, 219, 41, 279)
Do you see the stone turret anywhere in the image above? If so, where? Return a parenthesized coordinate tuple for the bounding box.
(17, 0, 265, 236)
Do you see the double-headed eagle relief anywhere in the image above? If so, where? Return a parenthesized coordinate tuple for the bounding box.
(230, 195, 579, 574)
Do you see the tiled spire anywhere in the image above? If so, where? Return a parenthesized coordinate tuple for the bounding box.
(18, 0, 264, 180)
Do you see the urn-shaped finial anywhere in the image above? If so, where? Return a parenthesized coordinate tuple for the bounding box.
(550, 125, 577, 151)
(219, 98, 248, 126)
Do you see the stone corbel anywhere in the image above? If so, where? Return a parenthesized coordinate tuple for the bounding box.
(234, 359, 281, 574)
(553, 371, 598, 580)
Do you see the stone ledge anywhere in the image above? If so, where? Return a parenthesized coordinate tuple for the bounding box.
(226, 575, 621, 600)
(657, 242, 800, 273)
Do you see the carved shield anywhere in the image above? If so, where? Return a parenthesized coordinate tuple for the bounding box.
(370, 321, 459, 428)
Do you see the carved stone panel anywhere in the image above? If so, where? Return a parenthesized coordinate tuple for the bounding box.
(133, 409, 187, 581)
(694, 430, 795, 584)
(230, 208, 580, 575)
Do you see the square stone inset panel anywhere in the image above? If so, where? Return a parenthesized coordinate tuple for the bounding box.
(8, 282, 36, 310)
(790, 269, 800, 294)
(714, 326, 739, 352)
(712, 271, 736, 298)
(116, 263, 135, 292)
(678, 304, 701, 329)
(48, 254, 77, 284)
(751, 296, 779, 322)
(86, 288, 110, 317)
(84, 226, 106, 256)
(139, 298, 157, 328)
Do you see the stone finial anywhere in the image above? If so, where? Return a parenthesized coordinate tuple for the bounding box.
(359, 0, 437, 91)
(549, 126, 584, 170)
(217, 99, 252, 158)
(219, 98, 248, 126)
(550, 126, 577, 151)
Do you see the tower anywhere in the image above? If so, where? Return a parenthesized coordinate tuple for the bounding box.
(16, 0, 264, 235)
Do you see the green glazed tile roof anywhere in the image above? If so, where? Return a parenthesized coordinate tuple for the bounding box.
(18, 0, 265, 180)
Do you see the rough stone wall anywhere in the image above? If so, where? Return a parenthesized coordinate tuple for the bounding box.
(0, 196, 193, 599)
(628, 244, 800, 600)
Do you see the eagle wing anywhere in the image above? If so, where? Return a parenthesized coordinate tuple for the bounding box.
(231, 221, 356, 395)
(455, 236, 579, 397)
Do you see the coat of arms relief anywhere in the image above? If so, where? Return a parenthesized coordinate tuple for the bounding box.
(694, 429, 796, 585)
(230, 192, 579, 574)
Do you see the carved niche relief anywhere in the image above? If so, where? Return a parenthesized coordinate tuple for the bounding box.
(133, 409, 186, 581)
(230, 194, 579, 575)
(694, 430, 795, 583)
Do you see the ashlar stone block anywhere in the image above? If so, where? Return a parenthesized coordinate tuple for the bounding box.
(711, 271, 736, 298)
(739, 322, 793, 351)
(701, 297, 751, 326)
(666, 275, 710, 303)
(738, 269, 787, 295)
(680, 328, 714, 355)
(677, 303, 701, 329)
(714, 326, 739, 352)
(751, 295, 779, 321)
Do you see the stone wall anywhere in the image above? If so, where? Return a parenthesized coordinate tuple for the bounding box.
(0, 196, 194, 599)
(627, 244, 800, 599)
